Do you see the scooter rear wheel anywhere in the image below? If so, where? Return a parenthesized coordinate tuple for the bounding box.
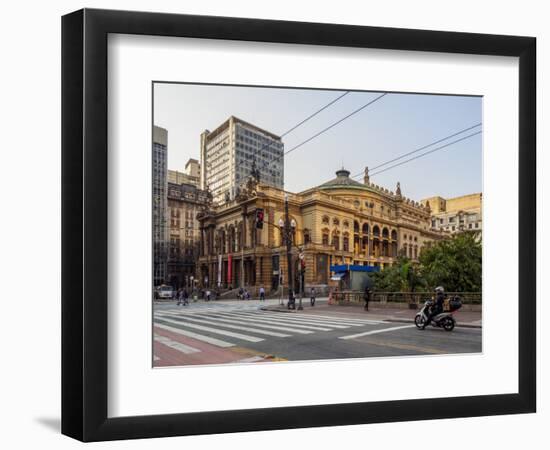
(443, 317, 455, 331)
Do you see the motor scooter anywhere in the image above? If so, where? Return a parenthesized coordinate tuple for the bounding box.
(415, 297, 461, 331)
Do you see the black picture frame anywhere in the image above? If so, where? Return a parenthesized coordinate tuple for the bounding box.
(62, 8, 536, 442)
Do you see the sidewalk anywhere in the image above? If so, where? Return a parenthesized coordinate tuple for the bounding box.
(262, 301, 482, 328)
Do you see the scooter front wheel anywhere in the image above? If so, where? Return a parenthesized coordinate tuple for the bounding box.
(414, 315, 425, 329)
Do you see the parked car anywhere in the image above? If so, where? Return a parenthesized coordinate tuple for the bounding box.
(155, 285, 174, 300)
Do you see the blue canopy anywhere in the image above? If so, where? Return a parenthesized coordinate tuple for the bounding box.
(330, 264, 380, 273)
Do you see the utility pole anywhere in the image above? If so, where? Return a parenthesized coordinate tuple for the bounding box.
(241, 205, 247, 289)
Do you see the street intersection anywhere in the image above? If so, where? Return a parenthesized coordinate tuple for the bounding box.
(153, 299, 482, 367)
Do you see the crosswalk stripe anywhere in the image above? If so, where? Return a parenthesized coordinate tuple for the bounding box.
(154, 316, 264, 342)
(253, 312, 354, 328)
(305, 314, 384, 324)
(187, 313, 314, 334)
(154, 323, 235, 347)
(339, 325, 414, 340)
(154, 334, 201, 354)
(155, 312, 290, 337)
(256, 312, 371, 325)
(214, 312, 333, 331)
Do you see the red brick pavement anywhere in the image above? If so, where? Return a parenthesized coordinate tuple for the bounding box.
(153, 326, 270, 367)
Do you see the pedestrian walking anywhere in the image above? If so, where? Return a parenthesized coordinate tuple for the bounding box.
(363, 286, 371, 311)
(182, 288, 189, 306)
(310, 287, 316, 306)
(259, 286, 265, 301)
(206, 289, 211, 301)
(176, 288, 182, 306)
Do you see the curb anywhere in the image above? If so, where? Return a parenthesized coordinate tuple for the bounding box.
(261, 307, 482, 328)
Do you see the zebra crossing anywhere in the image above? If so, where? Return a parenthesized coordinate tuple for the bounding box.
(153, 306, 386, 360)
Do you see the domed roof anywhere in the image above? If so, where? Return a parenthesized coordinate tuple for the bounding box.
(318, 168, 369, 190)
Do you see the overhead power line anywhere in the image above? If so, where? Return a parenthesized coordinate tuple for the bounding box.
(217, 90, 351, 198)
(350, 122, 482, 180)
(272, 92, 388, 163)
(280, 91, 350, 138)
(369, 130, 482, 177)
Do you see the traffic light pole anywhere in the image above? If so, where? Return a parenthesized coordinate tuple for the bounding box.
(298, 265, 303, 310)
(284, 196, 295, 310)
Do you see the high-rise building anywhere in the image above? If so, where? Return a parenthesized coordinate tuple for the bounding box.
(153, 125, 168, 286)
(166, 182, 209, 288)
(200, 116, 284, 204)
(421, 193, 482, 234)
(167, 158, 201, 187)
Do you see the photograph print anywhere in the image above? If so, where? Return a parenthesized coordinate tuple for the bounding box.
(152, 83, 482, 368)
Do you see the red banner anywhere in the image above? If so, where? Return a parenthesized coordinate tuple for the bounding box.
(227, 254, 232, 284)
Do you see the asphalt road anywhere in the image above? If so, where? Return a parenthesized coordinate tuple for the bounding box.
(153, 299, 482, 366)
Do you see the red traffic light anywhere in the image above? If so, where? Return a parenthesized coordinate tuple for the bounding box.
(255, 208, 264, 229)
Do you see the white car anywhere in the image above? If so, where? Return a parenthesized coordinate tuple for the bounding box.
(155, 285, 174, 300)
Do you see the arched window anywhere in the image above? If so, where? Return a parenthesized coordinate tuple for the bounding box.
(382, 227, 389, 239)
(362, 223, 369, 235)
(343, 235, 349, 252)
(391, 230, 397, 240)
(333, 218, 340, 226)
(343, 220, 350, 228)
(354, 221, 360, 233)
(373, 225, 380, 237)
(322, 215, 329, 225)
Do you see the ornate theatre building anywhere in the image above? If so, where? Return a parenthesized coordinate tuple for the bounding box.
(197, 168, 443, 292)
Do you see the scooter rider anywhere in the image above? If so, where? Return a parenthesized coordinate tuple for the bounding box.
(423, 286, 445, 329)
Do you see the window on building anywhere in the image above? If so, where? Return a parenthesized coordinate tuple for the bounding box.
(343, 236, 349, 252)
(322, 232, 329, 246)
(332, 235, 340, 251)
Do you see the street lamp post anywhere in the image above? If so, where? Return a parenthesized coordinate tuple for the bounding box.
(279, 194, 296, 310)
(297, 250, 304, 310)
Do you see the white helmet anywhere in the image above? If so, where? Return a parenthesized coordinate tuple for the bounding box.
(435, 286, 445, 294)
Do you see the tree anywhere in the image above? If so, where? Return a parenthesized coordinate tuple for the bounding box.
(372, 257, 424, 292)
(419, 231, 482, 292)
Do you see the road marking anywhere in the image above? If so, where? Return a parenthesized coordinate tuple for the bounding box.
(217, 312, 333, 331)
(154, 334, 201, 354)
(299, 313, 385, 324)
(155, 312, 290, 337)
(154, 316, 264, 342)
(236, 356, 266, 363)
(187, 313, 314, 334)
(339, 325, 415, 340)
(153, 323, 235, 348)
(357, 338, 446, 354)
(254, 312, 354, 328)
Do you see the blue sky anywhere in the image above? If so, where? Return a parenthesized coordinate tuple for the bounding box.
(154, 83, 482, 201)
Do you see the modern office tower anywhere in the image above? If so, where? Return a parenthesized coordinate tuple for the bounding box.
(200, 116, 284, 204)
(153, 125, 168, 286)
